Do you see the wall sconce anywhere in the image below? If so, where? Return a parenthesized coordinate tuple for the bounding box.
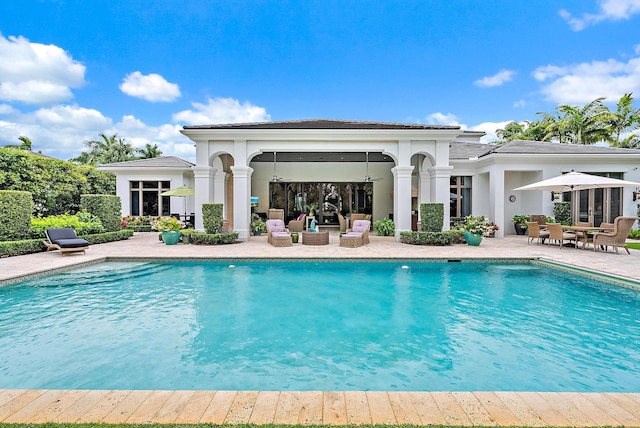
(550, 191, 560, 201)
(633, 188, 638, 201)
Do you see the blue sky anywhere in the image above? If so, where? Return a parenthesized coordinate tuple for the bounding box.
(1, 0, 639, 162)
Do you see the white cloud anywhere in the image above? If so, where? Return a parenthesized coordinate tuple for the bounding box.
(172, 97, 271, 125)
(560, 0, 640, 31)
(0, 104, 112, 159)
(0, 103, 19, 115)
(119, 71, 181, 102)
(470, 121, 513, 143)
(0, 35, 85, 104)
(532, 55, 640, 104)
(474, 69, 516, 88)
(109, 114, 193, 160)
(426, 112, 465, 127)
(513, 99, 526, 108)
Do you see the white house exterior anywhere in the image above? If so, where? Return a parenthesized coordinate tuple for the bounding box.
(99, 119, 640, 241)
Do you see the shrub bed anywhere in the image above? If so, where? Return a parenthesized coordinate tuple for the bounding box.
(400, 230, 464, 245)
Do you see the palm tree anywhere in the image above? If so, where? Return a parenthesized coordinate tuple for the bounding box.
(606, 93, 640, 147)
(139, 143, 163, 159)
(544, 98, 610, 144)
(71, 133, 138, 165)
(17, 136, 32, 150)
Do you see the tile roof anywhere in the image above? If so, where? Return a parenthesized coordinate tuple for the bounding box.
(98, 156, 195, 168)
(491, 140, 640, 155)
(183, 119, 461, 130)
(449, 141, 497, 159)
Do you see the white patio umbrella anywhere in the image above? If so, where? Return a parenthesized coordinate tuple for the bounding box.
(513, 171, 640, 192)
(160, 185, 195, 218)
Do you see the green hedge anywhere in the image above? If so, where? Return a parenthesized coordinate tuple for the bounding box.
(202, 203, 224, 234)
(421, 203, 444, 232)
(399, 230, 464, 245)
(188, 231, 238, 245)
(126, 225, 153, 232)
(0, 190, 33, 241)
(0, 229, 133, 257)
(81, 194, 121, 232)
(553, 201, 571, 225)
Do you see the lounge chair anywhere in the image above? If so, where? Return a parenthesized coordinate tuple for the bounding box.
(593, 216, 637, 254)
(546, 223, 576, 249)
(43, 228, 90, 255)
(265, 219, 292, 247)
(340, 219, 371, 247)
(526, 221, 549, 245)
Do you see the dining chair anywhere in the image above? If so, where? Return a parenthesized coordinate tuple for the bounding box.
(546, 223, 577, 249)
(526, 221, 549, 245)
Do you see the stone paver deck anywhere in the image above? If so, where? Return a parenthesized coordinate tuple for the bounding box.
(1, 231, 639, 426)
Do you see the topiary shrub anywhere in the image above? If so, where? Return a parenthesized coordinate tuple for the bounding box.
(553, 202, 571, 225)
(0, 190, 33, 241)
(202, 203, 224, 234)
(421, 203, 444, 232)
(81, 194, 121, 232)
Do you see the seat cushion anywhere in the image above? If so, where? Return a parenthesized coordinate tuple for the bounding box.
(52, 238, 90, 248)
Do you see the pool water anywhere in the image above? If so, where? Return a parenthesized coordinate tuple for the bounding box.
(1, 260, 639, 392)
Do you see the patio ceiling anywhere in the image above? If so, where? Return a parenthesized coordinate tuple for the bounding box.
(251, 151, 394, 163)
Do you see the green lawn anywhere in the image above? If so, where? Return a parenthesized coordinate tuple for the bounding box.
(627, 241, 640, 250)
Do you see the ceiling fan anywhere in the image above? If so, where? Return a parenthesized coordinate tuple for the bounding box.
(271, 151, 290, 182)
(360, 152, 383, 182)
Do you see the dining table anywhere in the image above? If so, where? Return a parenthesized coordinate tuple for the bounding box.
(560, 224, 614, 249)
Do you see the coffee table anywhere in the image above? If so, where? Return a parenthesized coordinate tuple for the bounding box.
(302, 231, 329, 245)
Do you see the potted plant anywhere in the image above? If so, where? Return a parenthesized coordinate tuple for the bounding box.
(463, 214, 490, 246)
(154, 216, 182, 245)
(250, 218, 267, 236)
(512, 215, 529, 235)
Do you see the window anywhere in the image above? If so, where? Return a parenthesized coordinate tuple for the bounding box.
(130, 181, 171, 216)
(450, 176, 472, 218)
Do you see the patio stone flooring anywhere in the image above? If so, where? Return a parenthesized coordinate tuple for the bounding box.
(1, 231, 639, 426)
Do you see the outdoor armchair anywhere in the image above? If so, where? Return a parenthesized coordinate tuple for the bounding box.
(593, 216, 637, 254)
(546, 223, 576, 249)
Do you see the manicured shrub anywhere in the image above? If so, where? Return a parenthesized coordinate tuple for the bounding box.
(553, 202, 571, 225)
(399, 230, 462, 245)
(0, 190, 33, 241)
(188, 231, 238, 245)
(202, 203, 224, 234)
(421, 203, 444, 232)
(81, 194, 121, 232)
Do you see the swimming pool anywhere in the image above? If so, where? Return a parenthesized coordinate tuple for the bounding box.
(1, 260, 639, 392)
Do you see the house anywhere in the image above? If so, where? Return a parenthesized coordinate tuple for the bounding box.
(99, 119, 640, 240)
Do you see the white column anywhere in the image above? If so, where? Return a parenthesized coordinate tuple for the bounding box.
(428, 165, 454, 230)
(193, 166, 214, 231)
(392, 166, 414, 239)
(231, 165, 253, 242)
(490, 168, 505, 238)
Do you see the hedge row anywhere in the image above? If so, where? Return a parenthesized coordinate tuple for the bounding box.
(187, 231, 238, 245)
(0, 190, 33, 241)
(399, 230, 465, 246)
(0, 229, 134, 257)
